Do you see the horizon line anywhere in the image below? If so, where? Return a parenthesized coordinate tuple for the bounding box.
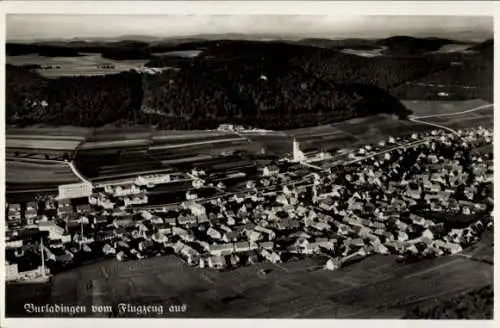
(6, 33, 494, 43)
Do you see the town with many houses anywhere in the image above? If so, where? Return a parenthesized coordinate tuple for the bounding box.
(5, 126, 494, 282)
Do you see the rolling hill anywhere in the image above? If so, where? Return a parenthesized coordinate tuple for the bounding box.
(5, 38, 493, 130)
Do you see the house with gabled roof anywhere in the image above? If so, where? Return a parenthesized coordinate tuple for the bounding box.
(208, 255, 226, 269)
(254, 225, 276, 240)
(259, 241, 274, 250)
(343, 238, 365, 248)
(234, 241, 252, 253)
(209, 243, 234, 256)
(207, 227, 223, 240)
(222, 231, 239, 243)
(246, 230, 262, 243)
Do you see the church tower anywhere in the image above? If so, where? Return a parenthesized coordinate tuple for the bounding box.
(292, 137, 306, 162)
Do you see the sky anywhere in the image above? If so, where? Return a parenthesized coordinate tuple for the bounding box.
(7, 15, 493, 41)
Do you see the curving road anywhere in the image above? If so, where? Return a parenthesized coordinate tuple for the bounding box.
(408, 103, 493, 137)
(409, 103, 493, 120)
(322, 102, 493, 168)
(409, 118, 461, 136)
(65, 160, 94, 187)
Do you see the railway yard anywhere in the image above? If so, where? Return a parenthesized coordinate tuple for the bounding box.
(4, 99, 495, 318)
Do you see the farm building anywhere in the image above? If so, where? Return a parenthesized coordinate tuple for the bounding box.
(135, 174, 171, 186)
(58, 182, 93, 200)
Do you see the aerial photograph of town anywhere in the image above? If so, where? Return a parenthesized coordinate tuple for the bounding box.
(2, 4, 495, 321)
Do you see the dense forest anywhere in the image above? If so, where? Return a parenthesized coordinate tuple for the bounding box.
(6, 65, 143, 127)
(5, 38, 493, 129)
(404, 285, 493, 319)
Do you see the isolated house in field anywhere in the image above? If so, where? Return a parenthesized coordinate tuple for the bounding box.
(325, 258, 342, 271)
(261, 249, 281, 264)
(208, 255, 226, 270)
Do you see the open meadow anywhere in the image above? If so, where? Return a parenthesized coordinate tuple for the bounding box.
(288, 99, 493, 154)
(7, 54, 149, 78)
(421, 108, 493, 130)
(289, 114, 430, 153)
(152, 50, 203, 58)
(6, 159, 81, 185)
(401, 99, 490, 116)
(7, 244, 491, 318)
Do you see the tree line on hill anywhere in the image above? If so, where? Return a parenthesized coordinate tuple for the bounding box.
(5, 39, 493, 129)
(8, 37, 490, 58)
(6, 65, 143, 127)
